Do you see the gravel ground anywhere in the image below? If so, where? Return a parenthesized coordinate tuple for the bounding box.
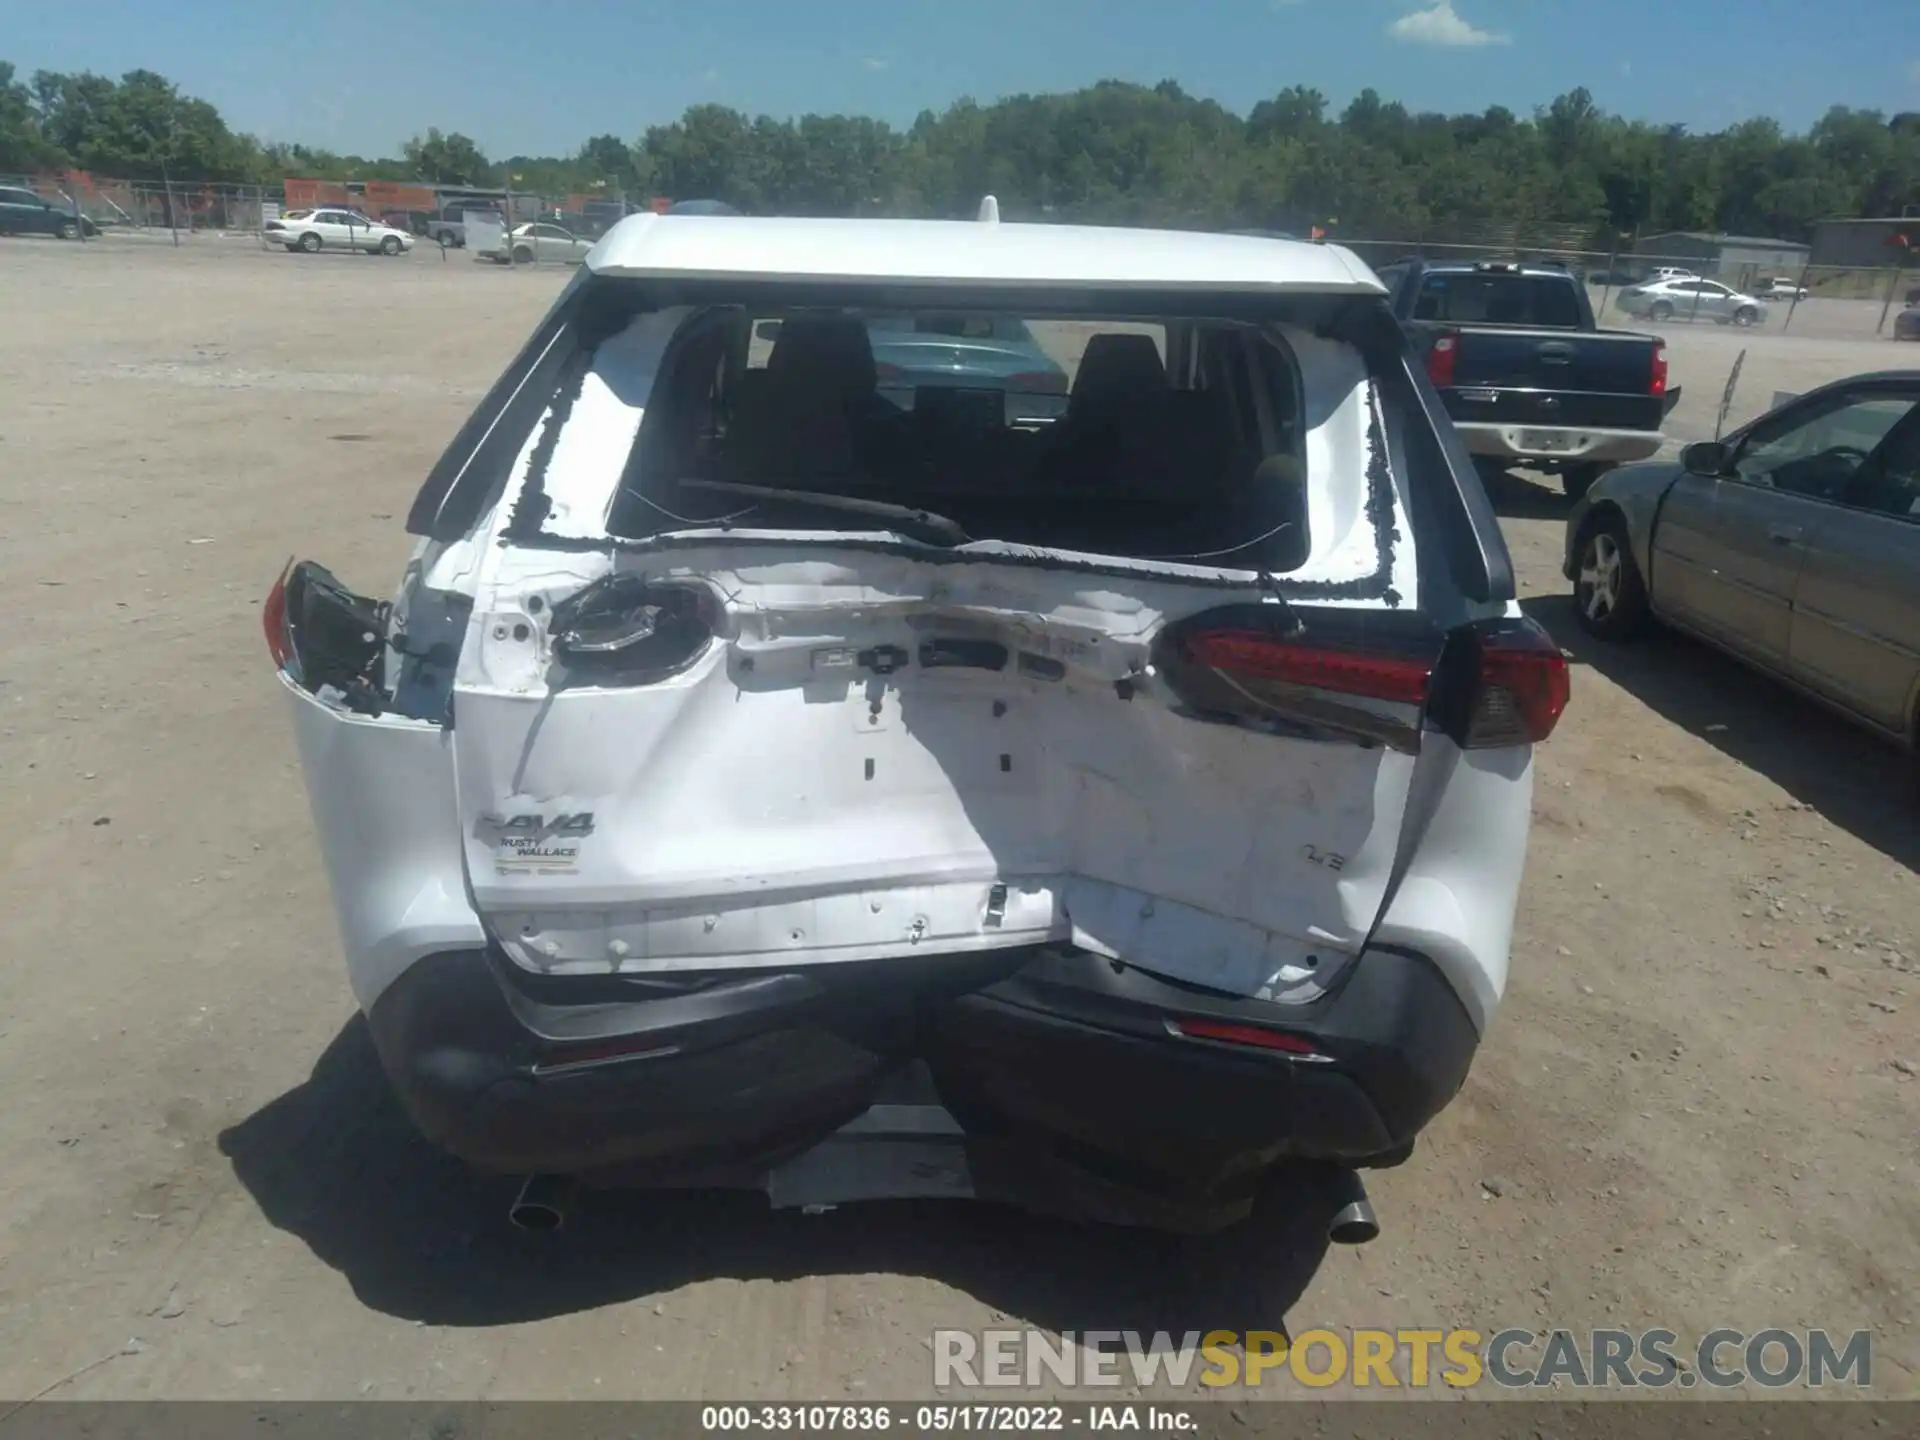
(0, 237, 1914, 1406)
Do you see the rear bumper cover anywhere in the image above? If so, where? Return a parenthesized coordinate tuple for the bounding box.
(365, 943, 1480, 1213)
(1452, 421, 1664, 465)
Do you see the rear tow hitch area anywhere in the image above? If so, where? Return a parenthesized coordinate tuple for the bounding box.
(502, 1093, 1382, 1245)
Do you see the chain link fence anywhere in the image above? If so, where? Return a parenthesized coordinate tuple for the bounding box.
(1, 170, 654, 270)
(8, 176, 1916, 335)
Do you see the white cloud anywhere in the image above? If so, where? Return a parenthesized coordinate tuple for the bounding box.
(863, 56, 890, 71)
(1387, 2, 1511, 47)
(700, 67, 720, 83)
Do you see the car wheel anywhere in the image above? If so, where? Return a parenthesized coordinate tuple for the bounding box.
(1563, 463, 1610, 501)
(297, 232, 322, 253)
(1573, 512, 1649, 642)
(512, 245, 534, 264)
(380, 235, 401, 255)
(1649, 301, 1674, 321)
(1733, 306, 1759, 327)
(55, 218, 78, 240)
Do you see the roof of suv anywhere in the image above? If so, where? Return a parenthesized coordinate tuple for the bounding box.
(586, 214, 1385, 294)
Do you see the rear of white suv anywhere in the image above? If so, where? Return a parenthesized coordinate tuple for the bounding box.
(266, 213, 1564, 1233)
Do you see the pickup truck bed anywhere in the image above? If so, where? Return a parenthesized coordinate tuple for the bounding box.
(1378, 259, 1680, 499)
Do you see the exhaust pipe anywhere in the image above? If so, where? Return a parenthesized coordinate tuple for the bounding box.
(1326, 1171, 1379, 1246)
(509, 1174, 579, 1233)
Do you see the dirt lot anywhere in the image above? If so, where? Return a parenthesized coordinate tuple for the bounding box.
(0, 237, 1915, 1405)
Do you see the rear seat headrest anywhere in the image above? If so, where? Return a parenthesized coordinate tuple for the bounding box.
(1069, 333, 1169, 420)
(766, 315, 879, 401)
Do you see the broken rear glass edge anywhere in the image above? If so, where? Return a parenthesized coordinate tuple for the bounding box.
(417, 277, 1418, 604)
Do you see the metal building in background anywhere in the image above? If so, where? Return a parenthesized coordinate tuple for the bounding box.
(1809, 217, 1917, 268)
(1633, 231, 1812, 278)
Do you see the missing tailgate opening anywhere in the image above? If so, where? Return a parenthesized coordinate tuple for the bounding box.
(606, 296, 1316, 572)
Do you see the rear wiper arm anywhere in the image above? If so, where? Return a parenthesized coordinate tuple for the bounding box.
(679, 479, 971, 548)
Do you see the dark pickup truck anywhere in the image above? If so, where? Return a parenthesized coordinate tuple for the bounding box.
(1377, 258, 1681, 499)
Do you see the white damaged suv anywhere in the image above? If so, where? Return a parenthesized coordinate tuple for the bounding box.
(267, 211, 1565, 1235)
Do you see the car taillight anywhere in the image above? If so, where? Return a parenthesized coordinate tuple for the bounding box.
(1157, 610, 1568, 753)
(1156, 614, 1440, 754)
(1182, 631, 1432, 705)
(1007, 370, 1067, 395)
(1431, 618, 1570, 748)
(263, 557, 295, 669)
(875, 362, 905, 382)
(1649, 340, 1668, 397)
(1426, 331, 1458, 388)
(1166, 1017, 1328, 1060)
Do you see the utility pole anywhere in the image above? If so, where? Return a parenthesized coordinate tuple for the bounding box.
(161, 113, 181, 247)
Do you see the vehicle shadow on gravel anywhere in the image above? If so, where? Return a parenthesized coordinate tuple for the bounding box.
(1524, 593, 1919, 870)
(1481, 469, 1574, 522)
(218, 1019, 1334, 1335)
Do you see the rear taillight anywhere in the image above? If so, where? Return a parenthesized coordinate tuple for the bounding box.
(1157, 610, 1568, 752)
(1007, 370, 1067, 395)
(1167, 1017, 1327, 1059)
(1426, 331, 1458, 388)
(1435, 619, 1570, 748)
(263, 557, 295, 669)
(1158, 616, 1439, 754)
(1183, 631, 1432, 706)
(874, 362, 905, 382)
(1649, 340, 1668, 397)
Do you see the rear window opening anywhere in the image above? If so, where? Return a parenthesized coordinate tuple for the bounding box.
(607, 304, 1312, 571)
(1411, 273, 1581, 329)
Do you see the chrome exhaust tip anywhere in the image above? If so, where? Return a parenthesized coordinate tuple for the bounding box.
(509, 1174, 579, 1233)
(1327, 1171, 1380, 1245)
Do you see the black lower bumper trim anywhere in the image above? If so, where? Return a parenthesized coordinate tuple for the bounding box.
(364, 942, 1479, 1210)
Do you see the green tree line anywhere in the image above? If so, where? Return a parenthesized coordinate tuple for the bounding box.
(4, 62, 1915, 244)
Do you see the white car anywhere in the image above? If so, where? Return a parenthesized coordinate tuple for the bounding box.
(1757, 277, 1809, 301)
(1616, 276, 1769, 327)
(486, 221, 595, 266)
(265, 209, 1565, 1237)
(267, 208, 416, 256)
(1644, 266, 1698, 284)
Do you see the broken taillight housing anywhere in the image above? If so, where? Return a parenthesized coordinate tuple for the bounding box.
(1436, 619, 1570, 747)
(263, 557, 295, 669)
(549, 573, 719, 682)
(1426, 331, 1458, 388)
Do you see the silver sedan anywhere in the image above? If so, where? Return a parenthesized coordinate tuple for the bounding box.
(1615, 277, 1769, 327)
(1563, 371, 1920, 753)
(489, 221, 594, 266)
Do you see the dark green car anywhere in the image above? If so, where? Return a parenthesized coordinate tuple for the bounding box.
(0, 186, 99, 239)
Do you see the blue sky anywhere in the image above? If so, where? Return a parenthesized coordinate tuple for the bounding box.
(8, 0, 1918, 156)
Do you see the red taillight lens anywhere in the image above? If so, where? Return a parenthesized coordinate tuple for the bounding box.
(1167, 1017, 1325, 1058)
(1459, 622, 1569, 747)
(1007, 369, 1067, 395)
(1426, 332, 1458, 388)
(1184, 631, 1432, 706)
(263, 557, 295, 669)
(1649, 339, 1668, 397)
